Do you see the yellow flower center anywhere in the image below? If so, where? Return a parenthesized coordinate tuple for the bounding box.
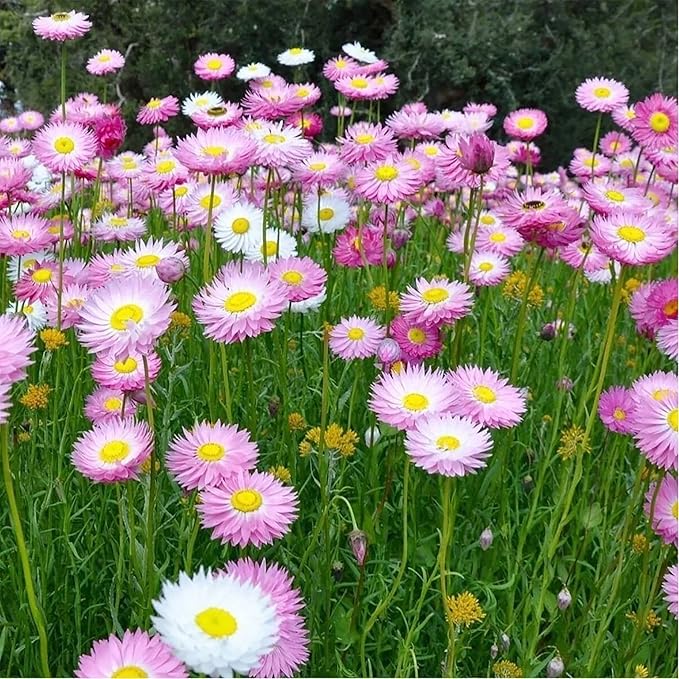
(402, 392, 429, 412)
(374, 165, 398, 182)
(473, 385, 497, 404)
(668, 408, 678, 432)
(612, 407, 626, 421)
(24, 305, 34, 314)
(617, 225, 646, 243)
(32, 268, 52, 283)
(350, 77, 369, 89)
(309, 162, 327, 171)
(104, 397, 123, 411)
(230, 217, 250, 234)
(11, 229, 30, 240)
(663, 299, 677, 317)
(262, 241, 278, 257)
(109, 217, 128, 227)
(202, 145, 226, 157)
(355, 133, 374, 145)
(672, 501, 678, 520)
(480, 215, 495, 225)
(605, 189, 625, 202)
(114, 357, 138, 374)
(289, 47, 303, 55)
(653, 388, 672, 401)
(146, 98, 162, 110)
(199, 194, 222, 209)
(347, 327, 365, 341)
(594, 86, 611, 98)
(423, 146, 439, 157)
(121, 158, 137, 170)
(478, 262, 494, 272)
(155, 159, 175, 174)
(489, 231, 506, 243)
(99, 440, 130, 463)
(224, 291, 256, 313)
(207, 106, 226, 116)
(319, 207, 335, 221)
(263, 133, 286, 145)
(406, 157, 422, 170)
(111, 666, 148, 679)
(136, 254, 160, 268)
(231, 488, 263, 512)
(422, 287, 449, 304)
(516, 116, 534, 130)
(53, 136, 75, 154)
(407, 328, 426, 344)
(110, 263, 125, 272)
(51, 12, 70, 21)
(195, 607, 238, 637)
(110, 304, 144, 330)
(196, 442, 225, 462)
(650, 112, 670, 133)
(97, 54, 112, 63)
(282, 270, 303, 285)
(296, 87, 310, 98)
(206, 57, 222, 70)
(436, 435, 461, 450)
(175, 185, 189, 197)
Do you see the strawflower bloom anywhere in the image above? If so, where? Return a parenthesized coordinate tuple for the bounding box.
(71, 417, 153, 483)
(32, 121, 97, 173)
(342, 41, 379, 64)
(194, 52, 235, 80)
(400, 276, 473, 326)
(657, 319, 679, 360)
(84, 386, 137, 423)
(86, 49, 125, 76)
(137, 96, 180, 125)
(167, 421, 259, 492)
(329, 316, 386, 360)
(0, 213, 51, 257)
(214, 202, 264, 255)
(277, 47, 315, 66)
(267, 256, 327, 304)
(198, 470, 298, 547)
(503, 108, 548, 141)
(338, 122, 397, 164)
(390, 314, 442, 361)
(598, 386, 637, 434)
(237, 62, 271, 81)
(33, 10, 92, 41)
(0, 314, 35, 383)
(662, 564, 678, 619)
(175, 126, 256, 175)
(644, 474, 678, 545)
(251, 122, 312, 167)
(630, 93, 678, 150)
(632, 392, 678, 471)
(575, 77, 629, 113)
(91, 349, 161, 392)
(468, 251, 511, 287)
(354, 155, 421, 203)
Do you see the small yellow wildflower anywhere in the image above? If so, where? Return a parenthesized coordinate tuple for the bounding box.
(169, 311, 192, 334)
(140, 458, 161, 474)
(626, 609, 662, 631)
(20, 384, 51, 410)
(622, 277, 642, 304)
(40, 328, 69, 351)
(445, 591, 485, 628)
(631, 533, 650, 554)
(17, 431, 31, 443)
(634, 664, 649, 678)
(298, 440, 312, 457)
(301, 423, 359, 458)
(558, 425, 590, 461)
(268, 465, 292, 484)
(542, 414, 552, 423)
(287, 338, 298, 351)
(288, 412, 306, 431)
(92, 199, 114, 219)
(367, 285, 400, 313)
(493, 660, 523, 678)
(502, 271, 544, 308)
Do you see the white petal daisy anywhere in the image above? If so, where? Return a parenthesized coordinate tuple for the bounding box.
(214, 202, 264, 254)
(244, 228, 297, 263)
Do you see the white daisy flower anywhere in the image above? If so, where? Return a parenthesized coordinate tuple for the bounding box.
(152, 568, 278, 678)
(182, 91, 224, 116)
(213, 202, 264, 254)
(243, 227, 297, 263)
(342, 41, 378, 64)
(301, 194, 351, 234)
(236, 62, 271, 81)
(5, 299, 48, 332)
(277, 47, 315, 66)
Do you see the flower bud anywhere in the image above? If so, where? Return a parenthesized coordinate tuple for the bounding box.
(458, 133, 495, 174)
(348, 529, 368, 566)
(540, 322, 556, 341)
(376, 338, 401, 366)
(555, 376, 573, 392)
(499, 633, 510, 651)
(364, 425, 381, 447)
(128, 388, 154, 407)
(490, 644, 499, 659)
(479, 526, 494, 551)
(156, 256, 186, 284)
(557, 586, 572, 610)
(547, 656, 565, 678)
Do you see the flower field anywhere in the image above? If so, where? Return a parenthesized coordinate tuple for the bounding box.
(0, 9, 678, 679)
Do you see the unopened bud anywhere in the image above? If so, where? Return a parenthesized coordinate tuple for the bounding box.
(557, 586, 572, 610)
(555, 376, 573, 392)
(128, 389, 154, 407)
(376, 338, 401, 366)
(348, 529, 368, 566)
(156, 256, 186, 284)
(540, 322, 556, 341)
(547, 656, 565, 678)
(479, 526, 494, 551)
(490, 644, 499, 659)
(499, 633, 510, 651)
(364, 425, 381, 447)
(268, 397, 280, 418)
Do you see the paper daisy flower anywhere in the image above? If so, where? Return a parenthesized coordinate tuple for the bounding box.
(244, 228, 297, 263)
(662, 564, 678, 619)
(77, 275, 175, 358)
(301, 193, 351, 234)
(267, 256, 327, 304)
(468, 251, 511, 287)
(644, 475, 678, 545)
(214, 202, 264, 255)
(400, 277, 473, 327)
(369, 363, 455, 430)
(236, 62, 272, 81)
(136, 95, 180, 125)
(338, 122, 397, 164)
(631, 371, 677, 405)
(342, 41, 378, 64)
(657, 319, 679, 360)
(198, 470, 298, 547)
(92, 213, 147, 243)
(167, 421, 259, 492)
(503, 108, 548, 140)
(405, 413, 493, 476)
(475, 224, 525, 257)
(0, 382, 11, 425)
(0, 213, 51, 257)
(119, 237, 188, 281)
(86, 49, 125, 76)
(5, 300, 48, 333)
(185, 181, 236, 224)
(0, 157, 31, 194)
(32, 121, 97, 174)
(181, 90, 224, 117)
(84, 386, 137, 423)
(390, 314, 443, 362)
(447, 365, 527, 429)
(251, 122, 312, 167)
(277, 47, 315, 66)
(598, 386, 637, 434)
(71, 417, 152, 483)
(631, 92, 678, 150)
(151, 568, 278, 677)
(354, 155, 422, 203)
(223, 558, 310, 678)
(33, 10, 92, 41)
(0, 314, 35, 383)
(575, 77, 629, 113)
(329, 316, 386, 360)
(632, 392, 678, 471)
(193, 261, 288, 344)
(194, 52, 235, 80)
(175, 127, 256, 176)
(75, 629, 188, 678)
(91, 349, 161, 392)
(581, 181, 650, 215)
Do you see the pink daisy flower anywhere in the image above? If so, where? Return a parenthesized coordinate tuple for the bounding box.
(447, 365, 527, 429)
(385, 109, 446, 140)
(0, 213, 51, 257)
(646, 279, 678, 331)
(91, 349, 161, 392)
(33, 10, 92, 41)
(599, 130, 632, 156)
(590, 211, 675, 266)
(166, 421, 259, 492)
(266, 256, 327, 304)
(185, 181, 237, 224)
(631, 371, 677, 405)
(0, 157, 32, 194)
(333, 225, 386, 268)
(338, 122, 397, 164)
(354, 155, 421, 203)
(193, 261, 288, 344)
(629, 282, 658, 336)
(0, 382, 11, 425)
(92, 213, 147, 243)
(141, 154, 189, 192)
(198, 470, 298, 548)
(400, 277, 473, 327)
(251, 122, 312, 167)
(497, 186, 566, 232)
(223, 558, 309, 678)
(368, 363, 455, 430)
(405, 413, 493, 477)
(644, 475, 678, 545)
(85, 252, 130, 289)
(77, 275, 175, 358)
(468, 251, 511, 287)
(286, 110, 323, 139)
(329, 316, 386, 360)
(175, 126, 256, 175)
(86, 49, 125, 76)
(71, 417, 153, 483)
(137, 96, 180, 125)
(43, 282, 89, 329)
(662, 564, 678, 619)
(0, 314, 35, 383)
(657, 319, 679, 361)
(569, 148, 612, 178)
(84, 386, 137, 423)
(14, 261, 66, 304)
(503, 108, 548, 141)
(32, 121, 97, 174)
(575, 77, 629, 113)
(323, 54, 361, 80)
(119, 237, 188, 281)
(75, 629, 187, 678)
(630, 93, 678, 150)
(475, 223, 525, 257)
(612, 104, 637, 131)
(293, 152, 345, 188)
(632, 392, 678, 471)
(598, 386, 637, 434)
(191, 102, 244, 129)
(390, 314, 443, 362)
(334, 74, 380, 101)
(581, 181, 650, 215)
(194, 52, 235, 81)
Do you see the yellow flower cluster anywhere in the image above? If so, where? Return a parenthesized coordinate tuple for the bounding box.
(445, 591, 486, 628)
(493, 660, 523, 678)
(626, 609, 662, 632)
(502, 271, 544, 308)
(20, 384, 52, 410)
(170, 311, 192, 331)
(299, 423, 359, 458)
(92, 199, 114, 220)
(268, 465, 292, 484)
(17, 431, 31, 443)
(622, 276, 642, 304)
(40, 328, 69, 351)
(367, 285, 400, 312)
(288, 412, 307, 431)
(634, 664, 649, 677)
(558, 424, 591, 461)
(630, 533, 650, 554)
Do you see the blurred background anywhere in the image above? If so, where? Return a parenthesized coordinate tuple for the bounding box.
(1, 0, 677, 168)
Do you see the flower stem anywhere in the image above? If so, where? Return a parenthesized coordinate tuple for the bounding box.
(142, 356, 157, 616)
(201, 173, 217, 282)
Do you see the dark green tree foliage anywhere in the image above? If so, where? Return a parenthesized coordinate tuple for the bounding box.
(0, 0, 676, 167)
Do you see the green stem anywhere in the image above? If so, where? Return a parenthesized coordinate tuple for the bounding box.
(142, 356, 157, 616)
(201, 174, 217, 282)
